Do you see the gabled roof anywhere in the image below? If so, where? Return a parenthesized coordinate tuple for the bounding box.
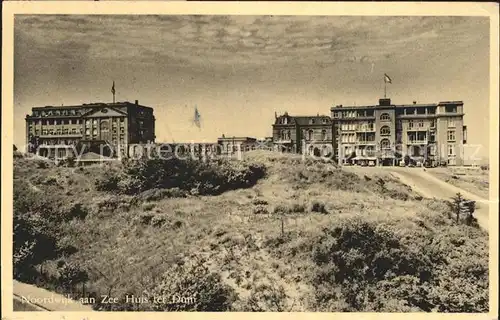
(81, 105, 128, 117)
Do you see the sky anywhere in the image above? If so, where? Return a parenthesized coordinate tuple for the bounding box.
(14, 15, 490, 158)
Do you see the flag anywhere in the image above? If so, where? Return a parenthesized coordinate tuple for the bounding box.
(194, 107, 201, 128)
(111, 81, 115, 95)
(384, 73, 392, 84)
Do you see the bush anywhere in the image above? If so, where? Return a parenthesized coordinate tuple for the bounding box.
(94, 258, 237, 311)
(310, 201, 328, 214)
(94, 158, 266, 196)
(95, 174, 120, 191)
(240, 280, 293, 311)
(308, 217, 488, 312)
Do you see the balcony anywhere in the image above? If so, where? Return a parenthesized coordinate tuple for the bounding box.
(274, 139, 292, 144)
(355, 141, 376, 145)
(407, 127, 431, 132)
(407, 140, 428, 145)
(356, 128, 375, 132)
(39, 133, 83, 138)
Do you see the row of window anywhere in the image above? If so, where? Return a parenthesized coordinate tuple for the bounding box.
(36, 128, 82, 135)
(343, 144, 457, 157)
(278, 130, 330, 141)
(33, 109, 80, 117)
(340, 122, 375, 131)
(277, 117, 330, 125)
(29, 119, 81, 126)
(334, 107, 441, 119)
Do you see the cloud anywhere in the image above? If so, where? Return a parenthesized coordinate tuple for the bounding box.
(14, 15, 488, 69)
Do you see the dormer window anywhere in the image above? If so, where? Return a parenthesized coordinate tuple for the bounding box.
(282, 117, 288, 125)
(310, 119, 316, 124)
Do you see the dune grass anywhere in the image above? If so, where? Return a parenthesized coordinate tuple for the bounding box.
(13, 150, 488, 312)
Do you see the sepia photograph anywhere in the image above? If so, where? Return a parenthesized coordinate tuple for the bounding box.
(2, 1, 498, 317)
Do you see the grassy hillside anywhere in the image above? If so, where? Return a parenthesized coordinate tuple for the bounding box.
(13, 150, 489, 312)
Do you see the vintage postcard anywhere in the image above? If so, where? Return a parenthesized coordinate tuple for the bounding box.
(2, 2, 498, 320)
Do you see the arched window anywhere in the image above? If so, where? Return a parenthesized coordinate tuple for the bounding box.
(380, 126, 391, 135)
(380, 113, 391, 121)
(380, 138, 391, 149)
(100, 120, 109, 132)
(308, 130, 314, 140)
(321, 130, 327, 140)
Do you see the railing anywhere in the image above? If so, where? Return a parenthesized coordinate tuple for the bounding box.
(274, 139, 292, 144)
(39, 133, 83, 138)
(407, 140, 428, 145)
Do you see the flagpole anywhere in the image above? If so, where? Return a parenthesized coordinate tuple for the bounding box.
(384, 77, 386, 98)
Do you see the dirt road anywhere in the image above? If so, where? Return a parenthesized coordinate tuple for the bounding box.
(387, 167, 491, 231)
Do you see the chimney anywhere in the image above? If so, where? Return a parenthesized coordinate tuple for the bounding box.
(135, 100, 139, 105)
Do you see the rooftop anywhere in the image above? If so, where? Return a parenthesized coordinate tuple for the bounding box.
(33, 100, 153, 111)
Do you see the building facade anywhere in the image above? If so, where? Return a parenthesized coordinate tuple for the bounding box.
(272, 112, 334, 157)
(331, 98, 467, 166)
(25, 100, 155, 158)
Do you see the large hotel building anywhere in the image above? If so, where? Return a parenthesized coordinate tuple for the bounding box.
(25, 100, 155, 158)
(331, 98, 467, 166)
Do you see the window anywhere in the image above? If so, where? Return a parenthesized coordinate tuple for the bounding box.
(428, 107, 436, 115)
(448, 118, 456, 127)
(429, 132, 436, 142)
(308, 130, 314, 140)
(93, 129, 97, 135)
(333, 112, 340, 119)
(85, 121, 91, 128)
(380, 126, 391, 135)
(310, 119, 316, 124)
(448, 144, 456, 156)
(321, 130, 327, 140)
(447, 130, 456, 141)
(406, 108, 415, 115)
(380, 139, 391, 149)
(430, 120, 436, 128)
(93, 119, 98, 125)
(417, 120, 424, 128)
(445, 106, 457, 113)
(408, 120, 414, 129)
(100, 121, 109, 132)
(380, 113, 391, 121)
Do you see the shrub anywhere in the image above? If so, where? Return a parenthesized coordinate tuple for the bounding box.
(95, 174, 120, 191)
(310, 201, 328, 214)
(253, 206, 269, 215)
(94, 258, 236, 311)
(240, 280, 293, 311)
(308, 217, 488, 312)
(385, 190, 410, 201)
(94, 158, 266, 196)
